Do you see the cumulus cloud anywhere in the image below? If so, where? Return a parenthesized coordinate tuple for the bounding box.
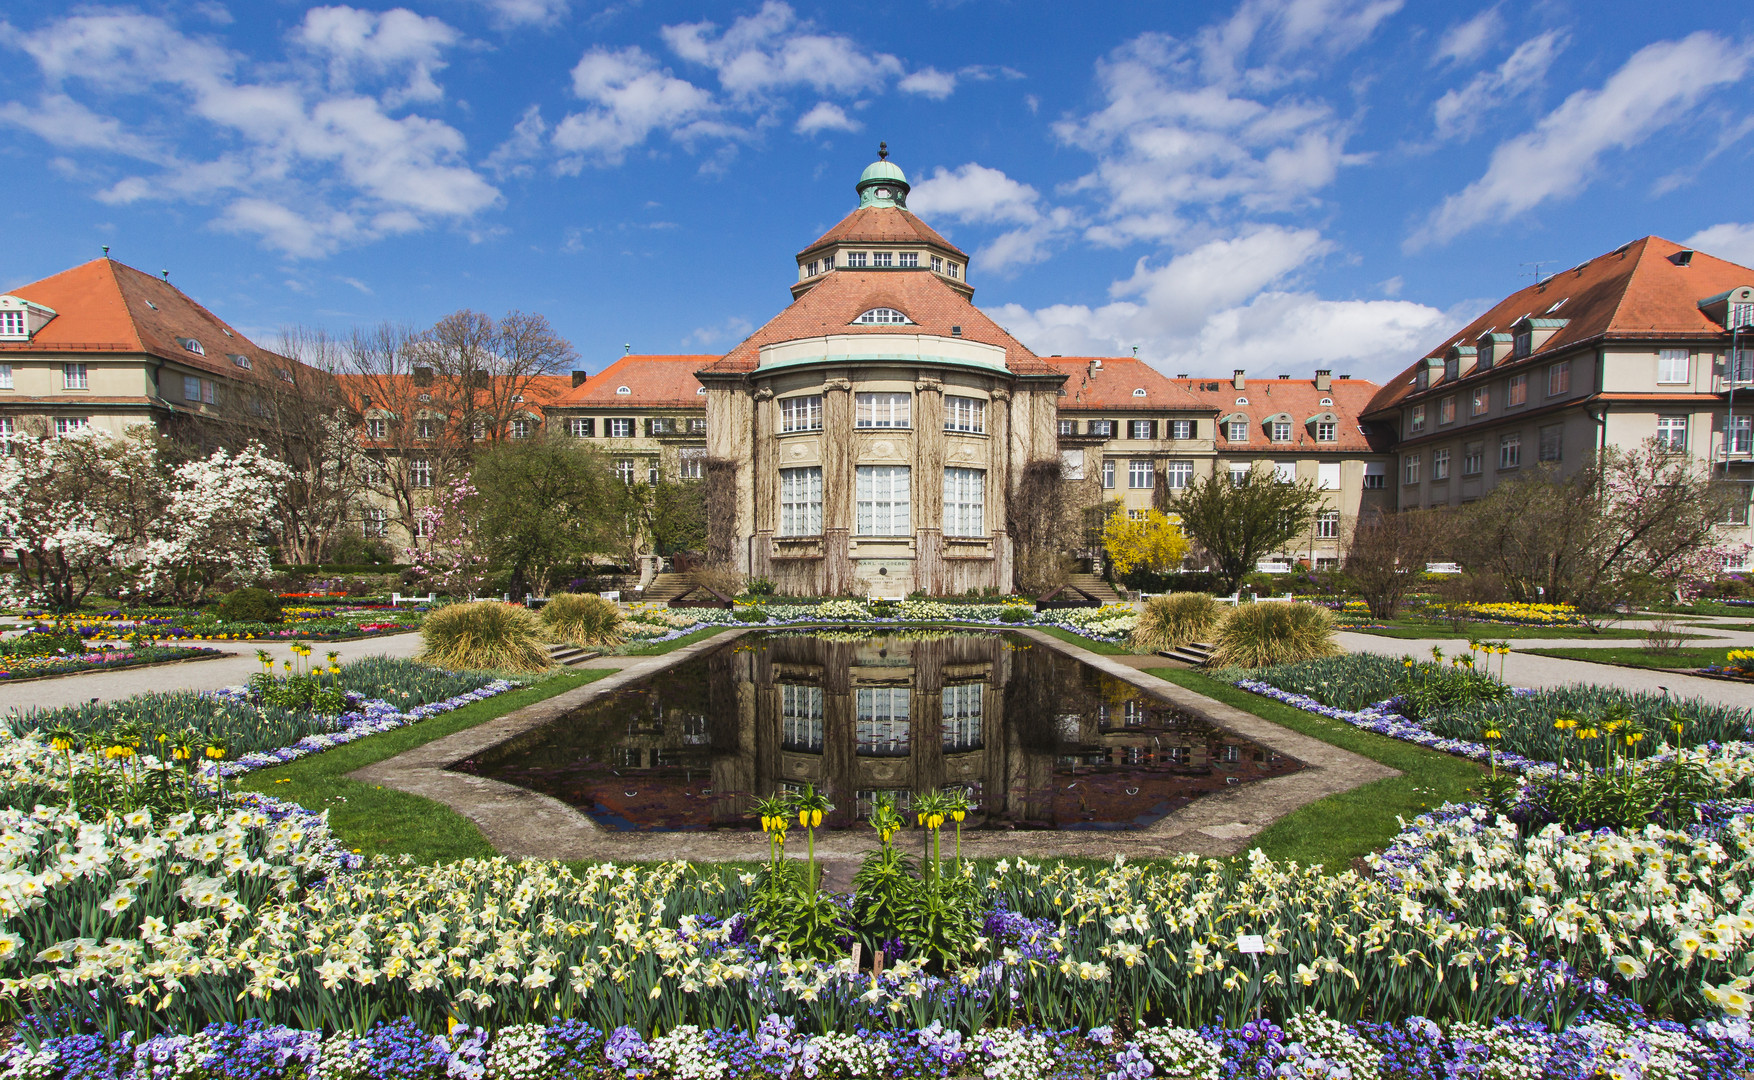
(1431, 31, 1564, 141)
(484, 104, 549, 177)
(991, 228, 1449, 383)
(0, 93, 166, 161)
(1411, 32, 1753, 249)
(4, 9, 496, 257)
(470, 0, 568, 28)
(899, 67, 957, 99)
(1686, 222, 1754, 268)
(662, 2, 903, 100)
(1435, 7, 1503, 65)
(794, 102, 858, 135)
(552, 46, 723, 169)
(909, 163, 1078, 272)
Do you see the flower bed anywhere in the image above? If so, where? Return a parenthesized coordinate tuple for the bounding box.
(0, 644, 220, 681)
(20, 604, 422, 643)
(620, 598, 1139, 646)
(1415, 601, 1584, 626)
(1702, 649, 1754, 681)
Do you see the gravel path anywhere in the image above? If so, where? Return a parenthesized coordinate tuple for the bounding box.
(0, 632, 426, 715)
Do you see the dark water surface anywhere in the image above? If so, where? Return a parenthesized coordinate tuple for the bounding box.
(452, 630, 1300, 831)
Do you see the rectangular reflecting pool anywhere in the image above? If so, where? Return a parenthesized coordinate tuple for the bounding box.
(451, 629, 1300, 831)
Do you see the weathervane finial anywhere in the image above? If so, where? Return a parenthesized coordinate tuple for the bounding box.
(878, 141, 888, 160)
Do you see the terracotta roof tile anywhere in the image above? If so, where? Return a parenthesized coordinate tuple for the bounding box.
(2, 258, 298, 380)
(557, 356, 716, 408)
(1190, 377, 1388, 453)
(1038, 357, 1209, 409)
(797, 207, 966, 260)
(704, 270, 1051, 376)
(1365, 235, 1754, 416)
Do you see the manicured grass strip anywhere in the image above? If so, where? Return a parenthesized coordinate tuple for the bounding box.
(1520, 646, 1745, 672)
(1349, 620, 1698, 641)
(238, 670, 610, 863)
(615, 625, 737, 655)
(1145, 667, 1483, 871)
(1031, 626, 1131, 654)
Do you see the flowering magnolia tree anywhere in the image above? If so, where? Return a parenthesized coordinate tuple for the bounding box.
(405, 478, 491, 598)
(0, 426, 286, 610)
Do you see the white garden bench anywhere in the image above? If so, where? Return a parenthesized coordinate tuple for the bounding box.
(389, 592, 434, 606)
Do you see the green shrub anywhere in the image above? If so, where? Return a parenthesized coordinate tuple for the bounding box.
(998, 607, 1030, 623)
(1395, 659, 1511, 720)
(733, 607, 770, 623)
(745, 577, 777, 598)
(1130, 592, 1221, 653)
(1210, 601, 1341, 668)
(216, 587, 283, 624)
(420, 601, 550, 673)
(540, 593, 626, 647)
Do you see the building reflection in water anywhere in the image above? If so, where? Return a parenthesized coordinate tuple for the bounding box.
(455, 630, 1299, 831)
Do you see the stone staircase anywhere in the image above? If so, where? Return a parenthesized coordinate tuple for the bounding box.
(547, 643, 601, 668)
(1158, 640, 1217, 667)
(1067, 573, 1123, 603)
(637, 572, 695, 605)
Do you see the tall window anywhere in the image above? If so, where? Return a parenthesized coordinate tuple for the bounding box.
(1730, 350, 1754, 384)
(1507, 373, 1528, 406)
(1128, 459, 1154, 489)
(1656, 415, 1688, 452)
(1462, 442, 1483, 476)
(614, 458, 636, 484)
(0, 364, 11, 389)
(608, 418, 634, 437)
(1539, 424, 1563, 462)
(855, 465, 910, 535)
(779, 395, 822, 432)
(679, 447, 704, 479)
(778, 467, 823, 536)
(1404, 454, 1420, 485)
(1315, 510, 1340, 539)
(1101, 459, 1115, 489)
(182, 375, 202, 400)
(1432, 448, 1450, 480)
(417, 419, 436, 440)
(1471, 387, 1489, 416)
(1171, 419, 1194, 440)
(941, 684, 983, 751)
(1438, 397, 1455, 425)
(1129, 419, 1154, 440)
(411, 458, 432, 487)
(855, 392, 910, 428)
(1499, 432, 1521, 470)
(1658, 349, 1691, 384)
(63, 363, 88, 390)
(1547, 361, 1570, 397)
(943, 468, 984, 537)
(0, 416, 12, 454)
(1271, 420, 1292, 442)
(930, 255, 943, 273)
(362, 507, 387, 538)
(1164, 460, 1194, 489)
(1730, 416, 1752, 455)
(1316, 420, 1336, 441)
(54, 417, 89, 437)
(856, 687, 910, 756)
(944, 396, 985, 433)
(1408, 405, 1424, 434)
(1226, 419, 1249, 441)
(781, 684, 824, 751)
(567, 418, 594, 437)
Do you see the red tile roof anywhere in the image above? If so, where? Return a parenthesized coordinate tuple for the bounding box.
(557, 356, 716, 408)
(1040, 357, 1209, 410)
(797, 206, 967, 260)
(333, 372, 572, 416)
(1365, 235, 1754, 417)
(703, 270, 1055, 376)
(1192, 377, 1387, 453)
(1, 258, 297, 379)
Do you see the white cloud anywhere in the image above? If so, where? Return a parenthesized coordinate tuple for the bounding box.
(1686, 222, 1754, 268)
(794, 102, 858, 135)
(552, 46, 723, 168)
(1435, 7, 1502, 65)
(987, 227, 1449, 383)
(296, 6, 461, 106)
(470, 0, 568, 28)
(1431, 31, 1564, 141)
(7, 9, 497, 258)
(910, 163, 1043, 226)
(899, 67, 957, 99)
(684, 315, 753, 348)
(0, 93, 166, 161)
(1412, 32, 1753, 249)
(484, 104, 549, 177)
(661, 2, 904, 99)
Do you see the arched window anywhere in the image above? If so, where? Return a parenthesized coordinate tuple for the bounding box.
(854, 308, 912, 325)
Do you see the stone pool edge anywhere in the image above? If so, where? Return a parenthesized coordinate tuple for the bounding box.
(352, 625, 1398, 863)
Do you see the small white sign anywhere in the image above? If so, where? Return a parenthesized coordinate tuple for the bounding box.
(1236, 934, 1266, 954)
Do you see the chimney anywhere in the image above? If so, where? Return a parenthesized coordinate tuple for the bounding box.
(1232, 369, 1246, 391)
(572, 370, 588, 387)
(412, 366, 433, 387)
(1089, 358, 1102, 378)
(1315, 369, 1332, 391)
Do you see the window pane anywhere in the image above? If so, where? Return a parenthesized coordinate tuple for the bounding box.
(780, 395, 823, 432)
(943, 467, 984, 537)
(780, 467, 823, 536)
(855, 465, 910, 535)
(944, 396, 985, 433)
(855, 392, 910, 428)
(856, 687, 911, 756)
(1658, 349, 1690, 384)
(941, 684, 983, 750)
(1165, 460, 1193, 489)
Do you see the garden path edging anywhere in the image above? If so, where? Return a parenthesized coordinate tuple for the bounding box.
(355, 626, 1397, 863)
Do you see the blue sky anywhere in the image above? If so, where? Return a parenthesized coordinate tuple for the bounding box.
(2, 0, 1751, 384)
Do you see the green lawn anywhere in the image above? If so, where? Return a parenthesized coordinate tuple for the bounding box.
(1031, 626, 1131, 654)
(238, 670, 611, 862)
(614, 625, 737, 655)
(1145, 668, 1484, 870)
(1347, 618, 1698, 641)
(1520, 645, 1745, 671)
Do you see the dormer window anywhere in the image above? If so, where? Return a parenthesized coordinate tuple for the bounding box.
(696, 386, 706, 394)
(1132, 388, 1147, 397)
(847, 252, 869, 268)
(1319, 397, 1333, 407)
(176, 337, 205, 356)
(1235, 397, 1249, 405)
(931, 256, 944, 273)
(899, 252, 918, 267)
(948, 263, 960, 279)
(0, 311, 23, 338)
(616, 386, 631, 395)
(228, 353, 251, 369)
(1270, 419, 1292, 442)
(1513, 330, 1532, 357)
(855, 308, 912, 325)
(872, 252, 893, 268)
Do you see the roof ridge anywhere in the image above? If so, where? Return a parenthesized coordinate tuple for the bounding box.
(1599, 236, 1658, 338)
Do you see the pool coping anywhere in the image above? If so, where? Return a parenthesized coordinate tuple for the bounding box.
(351, 625, 1398, 863)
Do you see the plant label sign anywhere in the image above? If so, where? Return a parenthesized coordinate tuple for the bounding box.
(1236, 934, 1266, 954)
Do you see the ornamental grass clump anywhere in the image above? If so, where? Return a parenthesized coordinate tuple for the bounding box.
(539, 593, 626, 647)
(1210, 601, 1340, 669)
(419, 601, 549, 673)
(1130, 592, 1221, 653)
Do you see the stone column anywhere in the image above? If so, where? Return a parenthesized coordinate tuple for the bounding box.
(913, 374, 945, 595)
(821, 374, 854, 595)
